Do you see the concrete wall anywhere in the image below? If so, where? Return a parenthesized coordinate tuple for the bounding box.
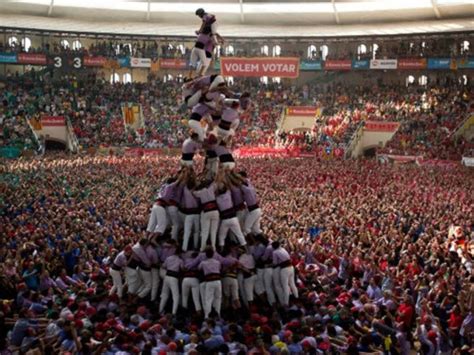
(352, 130, 397, 157)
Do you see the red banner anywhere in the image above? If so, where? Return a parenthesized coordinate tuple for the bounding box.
(287, 106, 318, 116)
(17, 53, 47, 65)
(398, 58, 427, 70)
(41, 116, 65, 127)
(324, 60, 352, 71)
(234, 146, 301, 158)
(83, 56, 107, 67)
(159, 58, 187, 70)
(417, 159, 457, 169)
(364, 121, 399, 132)
(220, 57, 299, 78)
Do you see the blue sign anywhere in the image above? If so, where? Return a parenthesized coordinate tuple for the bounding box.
(300, 60, 322, 71)
(352, 59, 369, 69)
(457, 57, 474, 69)
(0, 146, 21, 159)
(0, 53, 17, 63)
(427, 58, 451, 69)
(117, 57, 130, 68)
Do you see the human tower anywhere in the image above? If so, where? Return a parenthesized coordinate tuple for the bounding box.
(109, 9, 298, 318)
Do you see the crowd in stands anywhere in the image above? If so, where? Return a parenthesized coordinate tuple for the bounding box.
(0, 155, 473, 354)
(1, 71, 472, 160)
(0, 35, 470, 61)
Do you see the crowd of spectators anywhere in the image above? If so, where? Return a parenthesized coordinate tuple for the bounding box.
(0, 155, 473, 354)
(0, 35, 470, 61)
(0, 71, 472, 159)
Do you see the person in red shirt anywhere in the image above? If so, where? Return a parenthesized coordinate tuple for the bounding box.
(397, 294, 415, 331)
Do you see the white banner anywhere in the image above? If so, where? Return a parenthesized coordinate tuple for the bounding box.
(130, 57, 151, 68)
(462, 156, 474, 167)
(370, 59, 398, 70)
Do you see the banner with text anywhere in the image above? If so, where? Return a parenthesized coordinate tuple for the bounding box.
(398, 58, 427, 70)
(234, 146, 301, 158)
(220, 57, 299, 78)
(18, 53, 47, 65)
(370, 59, 398, 70)
(159, 58, 188, 70)
(300, 60, 322, 71)
(457, 57, 474, 69)
(83, 56, 107, 67)
(117, 57, 130, 68)
(364, 121, 399, 132)
(352, 60, 370, 69)
(41, 116, 65, 127)
(427, 58, 451, 69)
(462, 157, 474, 167)
(324, 60, 351, 71)
(131, 57, 151, 68)
(0, 53, 17, 63)
(286, 106, 319, 116)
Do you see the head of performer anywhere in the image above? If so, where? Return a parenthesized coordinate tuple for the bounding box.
(190, 132, 199, 142)
(139, 238, 149, 247)
(256, 233, 269, 246)
(271, 241, 281, 250)
(205, 246, 214, 259)
(195, 8, 206, 18)
(165, 176, 178, 185)
(124, 245, 133, 257)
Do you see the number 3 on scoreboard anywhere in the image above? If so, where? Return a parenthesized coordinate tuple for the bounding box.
(54, 56, 62, 68)
(73, 57, 82, 69)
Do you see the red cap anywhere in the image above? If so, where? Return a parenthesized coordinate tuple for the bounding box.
(137, 306, 147, 316)
(139, 320, 152, 331)
(86, 306, 96, 317)
(168, 342, 177, 351)
(125, 245, 133, 253)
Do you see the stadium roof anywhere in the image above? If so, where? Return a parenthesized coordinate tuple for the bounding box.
(0, 0, 473, 38)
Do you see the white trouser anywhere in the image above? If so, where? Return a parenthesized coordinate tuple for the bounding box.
(198, 57, 212, 76)
(272, 267, 285, 305)
(280, 266, 298, 306)
(125, 267, 141, 295)
(222, 276, 239, 301)
(182, 277, 202, 311)
(167, 205, 182, 241)
(203, 280, 222, 318)
(209, 75, 225, 91)
(159, 275, 180, 315)
(137, 268, 152, 298)
(244, 208, 262, 236)
(236, 209, 247, 229)
(220, 161, 235, 170)
(200, 281, 207, 308)
(190, 47, 207, 70)
(218, 217, 247, 247)
(243, 274, 257, 302)
(206, 157, 219, 180)
(217, 126, 231, 141)
(200, 210, 220, 251)
(186, 90, 202, 108)
(183, 214, 200, 251)
(254, 268, 266, 296)
(188, 119, 206, 142)
(109, 268, 124, 298)
(263, 267, 276, 305)
(147, 204, 168, 234)
(151, 267, 160, 301)
(159, 267, 167, 280)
